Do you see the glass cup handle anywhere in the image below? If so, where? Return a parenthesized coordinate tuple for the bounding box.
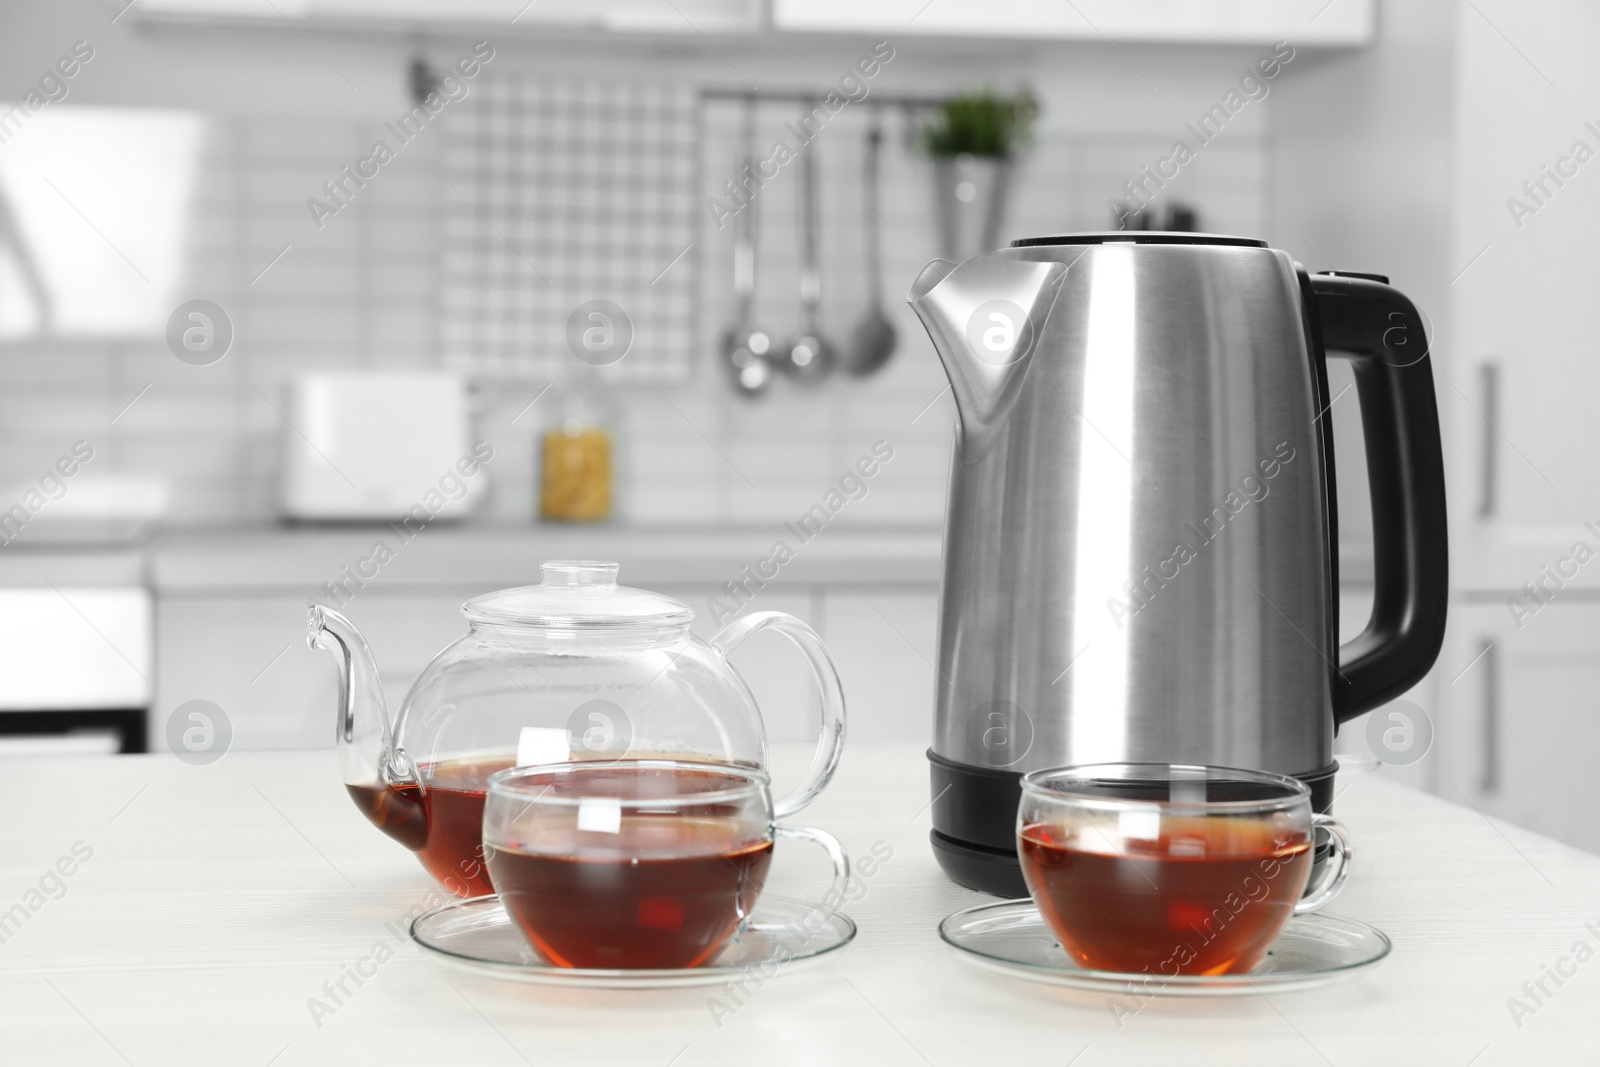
(710, 611, 847, 820)
(1294, 813, 1353, 916)
(746, 824, 851, 933)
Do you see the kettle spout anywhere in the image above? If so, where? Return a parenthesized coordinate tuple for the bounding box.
(908, 254, 1068, 450)
(308, 606, 425, 844)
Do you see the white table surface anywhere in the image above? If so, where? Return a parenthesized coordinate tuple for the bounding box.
(2, 743, 1596, 1065)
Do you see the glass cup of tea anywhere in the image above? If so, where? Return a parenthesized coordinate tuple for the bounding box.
(483, 760, 849, 969)
(1017, 763, 1352, 976)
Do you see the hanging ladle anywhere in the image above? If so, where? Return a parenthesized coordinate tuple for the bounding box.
(720, 96, 774, 397)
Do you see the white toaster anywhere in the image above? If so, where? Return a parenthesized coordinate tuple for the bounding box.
(279, 371, 487, 521)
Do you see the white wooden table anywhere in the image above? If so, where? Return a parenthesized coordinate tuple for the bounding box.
(2, 743, 1597, 1065)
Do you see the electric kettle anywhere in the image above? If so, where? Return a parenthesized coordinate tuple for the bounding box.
(909, 234, 1448, 896)
(307, 560, 846, 897)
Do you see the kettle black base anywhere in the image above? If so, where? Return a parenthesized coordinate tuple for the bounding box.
(928, 751, 1339, 898)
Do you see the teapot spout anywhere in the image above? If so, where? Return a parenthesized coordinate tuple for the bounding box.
(308, 606, 426, 847)
(908, 254, 1068, 451)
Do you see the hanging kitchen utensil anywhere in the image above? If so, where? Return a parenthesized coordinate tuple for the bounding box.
(844, 117, 896, 376)
(720, 97, 774, 397)
(778, 107, 833, 384)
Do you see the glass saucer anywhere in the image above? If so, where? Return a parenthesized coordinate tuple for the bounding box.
(939, 900, 1390, 995)
(411, 895, 856, 988)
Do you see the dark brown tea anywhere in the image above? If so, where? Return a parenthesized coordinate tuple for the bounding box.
(348, 755, 514, 898)
(1019, 816, 1312, 976)
(487, 819, 772, 970)
(485, 766, 774, 969)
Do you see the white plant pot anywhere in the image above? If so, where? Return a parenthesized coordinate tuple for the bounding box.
(932, 154, 1013, 260)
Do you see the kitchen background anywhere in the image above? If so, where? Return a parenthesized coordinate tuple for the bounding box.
(2, 0, 1594, 852)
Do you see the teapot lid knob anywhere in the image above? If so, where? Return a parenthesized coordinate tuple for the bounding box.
(541, 560, 620, 593)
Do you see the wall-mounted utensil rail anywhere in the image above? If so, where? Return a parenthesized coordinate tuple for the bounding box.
(700, 87, 949, 107)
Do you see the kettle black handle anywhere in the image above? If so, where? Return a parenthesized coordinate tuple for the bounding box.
(1309, 271, 1449, 725)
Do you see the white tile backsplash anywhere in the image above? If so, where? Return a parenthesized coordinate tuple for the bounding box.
(0, 33, 1284, 528)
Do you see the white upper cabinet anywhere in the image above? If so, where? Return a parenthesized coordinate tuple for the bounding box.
(772, 0, 1374, 44)
(1448, 0, 1600, 590)
(1436, 602, 1600, 855)
(133, 0, 763, 32)
(137, 0, 1374, 41)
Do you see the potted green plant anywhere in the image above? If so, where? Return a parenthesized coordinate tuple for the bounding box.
(921, 88, 1039, 259)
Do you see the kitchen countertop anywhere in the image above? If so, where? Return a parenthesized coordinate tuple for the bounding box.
(0, 523, 1381, 592)
(148, 523, 948, 592)
(1, 744, 1595, 1064)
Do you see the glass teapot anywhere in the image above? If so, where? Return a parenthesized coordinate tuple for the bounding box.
(306, 560, 846, 897)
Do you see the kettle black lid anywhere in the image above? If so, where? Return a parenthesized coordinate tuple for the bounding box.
(1010, 231, 1266, 248)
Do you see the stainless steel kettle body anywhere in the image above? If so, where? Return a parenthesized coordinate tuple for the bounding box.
(909, 234, 1448, 896)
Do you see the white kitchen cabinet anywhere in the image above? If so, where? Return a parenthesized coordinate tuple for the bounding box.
(147, 528, 944, 752)
(155, 583, 888, 752)
(1436, 600, 1600, 855)
(1333, 586, 1441, 796)
(137, 0, 1372, 42)
(1275, 0, 1600, 590)
(675, 584, 821, 747)
(1271, 0, 1600, 855)
(1445, 0, 1600, 590)
(332, 592, 486, 711)
(1436, 1, 1600, 854)
(672, 582, 942, 750)
(155, 591, 471, 752)
(773, 0, 1373, 44)
(134, 0, 762, 32)
(154, 595, 333, 752)
(1449, 331, 1600, 591)
(819, 586, 939, 746)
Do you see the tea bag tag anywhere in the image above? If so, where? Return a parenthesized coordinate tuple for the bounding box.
(516, 726, 569, 767)
(577, 797, 622, 834)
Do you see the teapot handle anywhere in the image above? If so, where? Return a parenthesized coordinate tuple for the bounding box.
(711, 611, 846, 819)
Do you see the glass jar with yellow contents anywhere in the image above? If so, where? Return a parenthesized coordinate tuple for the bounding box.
(539, 380, 612, 523)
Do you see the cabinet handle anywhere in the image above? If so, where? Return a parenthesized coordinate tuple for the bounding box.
(1480, 639, 1499, 793)
(1478, 363, 1498, 518)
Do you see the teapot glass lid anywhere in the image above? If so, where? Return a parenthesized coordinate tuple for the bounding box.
(463, 561, 694, 629)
